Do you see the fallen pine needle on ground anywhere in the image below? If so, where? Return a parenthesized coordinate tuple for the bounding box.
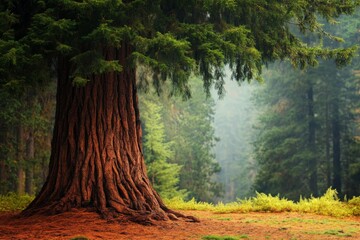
(0, 210, 359, 240)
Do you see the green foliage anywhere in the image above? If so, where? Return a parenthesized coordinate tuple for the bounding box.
(323, 230, 352, 237)
(240, 192, 295, 213)
(159, 77, 222, 202)
(296, 188, 353, 217)
(7, 0, 356, 99)
(348, 196, 360, 216)
(253, 14, 360, 200)
(253, 63, 317, 200)
(164, 197, 215, 211)
(305, 229, 353, 237)
(202, 235, 247, 240)
(70, 50, 123, 78)
(0, 193, 34, 211)
(69, 237, 89, 240)
(140, 96, 186, 199)
(253, 12, 360, 199)
(139, 76, 221, 202)
(135, 32, 196, 97)
(165, 188, 360, 217)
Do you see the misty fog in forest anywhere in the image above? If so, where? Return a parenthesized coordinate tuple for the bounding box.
(212, 73, 259, 202)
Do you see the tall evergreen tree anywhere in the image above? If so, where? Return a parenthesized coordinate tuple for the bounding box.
(2, 0, 358, 222)
(0, 0, 53, 195)
(253, 64, 318, 199)
(140, 96, 185, 199)
(253, 11, 360, 198)
(160, 77, 221, 202)
(138, 75, 220, 202)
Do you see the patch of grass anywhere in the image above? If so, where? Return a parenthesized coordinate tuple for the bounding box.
(324, 230, 352, 237)
(0, 193, 34, 211)
(305, 229, 352, 237)
(212, 216, 232, 221)
(243, 219, 261, 224)
(165, 188, 360, 217)
(239, 235, 249, 239)
(202, 235, 248, 240)
(70, 237, 90, 240)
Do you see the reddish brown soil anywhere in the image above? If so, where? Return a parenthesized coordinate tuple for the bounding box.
(0, 210, 359, 239)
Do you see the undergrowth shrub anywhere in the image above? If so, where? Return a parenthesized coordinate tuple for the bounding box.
(0, 193, 34, 211)
(165, 188, 359, 217)
(348, 196, 360, 216)
(164, 197, 214, 211)
(239, 192, 295, 213)
(296, 188, 352, 217)
(1, 188, 359, 217)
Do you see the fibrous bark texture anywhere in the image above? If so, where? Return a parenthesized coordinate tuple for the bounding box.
(22, 43, 198, 223)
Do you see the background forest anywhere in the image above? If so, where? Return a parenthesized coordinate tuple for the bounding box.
(1, 9, 359, 203)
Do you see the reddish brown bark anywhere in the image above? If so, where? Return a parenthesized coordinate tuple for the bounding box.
(22, 43, 197, 223)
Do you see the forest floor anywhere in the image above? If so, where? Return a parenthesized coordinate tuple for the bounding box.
(0, 209, 359, 240)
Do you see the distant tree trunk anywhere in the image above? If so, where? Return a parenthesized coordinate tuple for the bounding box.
(325, 100, 332, 188)
(0, 126, 7, 194)
(39, 135, 52, 188)
(22, 43, 196, 223)
(0, 160, 5, 194)
(307, 83, 318, 196)
(332, 101, 342, 194)
(17, 124, 25, 195)
(342, 140, 350, 196)
(25, 129, 35, 195)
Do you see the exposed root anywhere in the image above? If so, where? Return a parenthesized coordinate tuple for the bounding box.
(21, 203, 60, 217)
(166, 208, 200, 222)
(21, 199, 200, 225)
(96, 205, 200, 224)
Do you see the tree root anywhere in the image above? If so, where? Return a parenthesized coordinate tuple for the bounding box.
(118, 208, 200, 225)
(166, 208, 200, 222)
(21, 200, 200, 225)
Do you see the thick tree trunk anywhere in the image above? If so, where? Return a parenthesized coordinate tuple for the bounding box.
(22, 43, 197, 223)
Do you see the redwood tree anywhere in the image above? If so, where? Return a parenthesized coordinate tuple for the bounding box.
(3, 0, 358, 222)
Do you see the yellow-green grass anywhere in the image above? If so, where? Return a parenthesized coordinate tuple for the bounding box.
(0, 192, 34, 211)
(202, 235, 249, 240)
(1, 188, 359, 217)
(165, 188, 360, 217)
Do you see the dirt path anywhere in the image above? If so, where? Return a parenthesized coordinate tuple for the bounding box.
(0, 210, 359, 239)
